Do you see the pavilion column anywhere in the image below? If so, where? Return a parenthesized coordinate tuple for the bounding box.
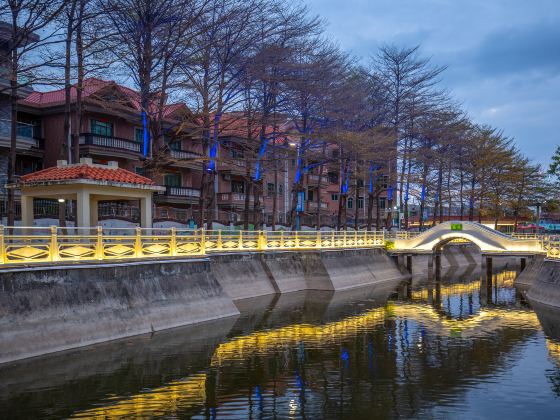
(21, 196, 34, 227)
(90, 198, 99, 227)
(76, 190, 91, 228)
(140, 196, 152, 228)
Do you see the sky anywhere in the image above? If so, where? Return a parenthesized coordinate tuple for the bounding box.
(305, 0, 560, 167)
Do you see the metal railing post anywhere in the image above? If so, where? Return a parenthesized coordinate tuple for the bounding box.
(238, 230, 243, 250)
(217, 230, 223, 250)
(259, 230, 266, 251)
(200, 228, 206, 255)
(295, 230, 300, 248)
(135, 227, 142, 257)
(343, 230, 347, 248)
(50, 226, 59, 261)
(170, 227, 177, 256)
(316, 230, 321, 249)
(280, 230, 285, 249)
(0, 225, 4, 264)
(331, 230, 335, 248)
(96, 226, 103, 260)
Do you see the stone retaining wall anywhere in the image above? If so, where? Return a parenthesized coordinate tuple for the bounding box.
(0, 248, 408, 364)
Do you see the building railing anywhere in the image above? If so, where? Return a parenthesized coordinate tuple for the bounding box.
(0, 227, 386, 266)
(164, 186, 201, 198)
(218, 192, 254, 203)
(79, 133, 142, 153)
(307, 201, 328, 210)
(169, 149, 201, 160)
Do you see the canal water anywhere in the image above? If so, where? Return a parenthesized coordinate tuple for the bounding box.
(2, 264, 560, 419)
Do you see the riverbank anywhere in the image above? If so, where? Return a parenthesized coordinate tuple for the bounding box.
(0, 248, 407, 364)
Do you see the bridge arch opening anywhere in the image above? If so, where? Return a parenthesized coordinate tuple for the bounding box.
(433, 237, 480, 253)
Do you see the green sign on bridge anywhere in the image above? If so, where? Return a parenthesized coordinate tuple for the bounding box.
(451, 223, 463, 231)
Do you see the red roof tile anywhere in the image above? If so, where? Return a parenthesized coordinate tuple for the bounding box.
(21, 164, 155, 185)
(21, 78, 187, 118)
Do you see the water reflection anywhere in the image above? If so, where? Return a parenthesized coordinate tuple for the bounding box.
(1, 266, 560, 419)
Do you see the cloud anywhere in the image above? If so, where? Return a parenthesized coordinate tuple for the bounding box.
(305, 0, 560, 166)
(468, 21, 560, 78)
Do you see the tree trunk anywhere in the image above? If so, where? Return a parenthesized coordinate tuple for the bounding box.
(271, 143, 278, 231)
(459, 171, 464, 221)
(469, 175, 475, 222)
(7, 40, 18, 227)
(367, 193, 374, 231)
(73, 0, 85, 164)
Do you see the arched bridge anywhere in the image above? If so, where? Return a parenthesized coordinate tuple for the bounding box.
(393, 221, 545, 256)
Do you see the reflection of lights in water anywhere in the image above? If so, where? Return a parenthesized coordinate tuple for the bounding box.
(547, 339, 560, 365)
(70, 374, 206, 419)
(410, 271, 517, 301)
(71, 272, 538, 419)
(289, 398, 298, 416)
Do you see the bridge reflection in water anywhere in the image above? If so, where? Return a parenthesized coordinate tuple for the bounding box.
(2, 268, 560, 419)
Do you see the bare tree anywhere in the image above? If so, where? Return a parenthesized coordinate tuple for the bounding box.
(0, 0, 65, 225)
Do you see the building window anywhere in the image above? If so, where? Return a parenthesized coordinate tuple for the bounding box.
(357, 179, 364, 188)
(278, 184, 284, 193)
(164, 173, 181, 187)
(232, 180, 244, 193)
(135, 166, 144, 175)
(91, 119, 113, 137)
(331, 193, 338, 201)
(379, 197, 386, 209)
(347, 198, 353, 209)
(308, 190, 314, 201)
(328, 172, 338, 184)
(230, 148, 244, 158)
(267, 183, 274, 197)
(135, 127, 143, 143)
(358, 197, 364, 209)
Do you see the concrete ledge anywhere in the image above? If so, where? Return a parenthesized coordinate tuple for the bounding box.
(0, 260, 239, 364)
(0, 248, 409, 364)
(527, 259, 560, 309)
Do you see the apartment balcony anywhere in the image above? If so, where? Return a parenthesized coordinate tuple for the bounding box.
(218, 158, 248, 175)
(218, 192, 254, 208)
(0, 119, 42, 151)
(79, 132, 143, 159)
(156, 185, 201, 204)
(307, 201, 329, 212)
(168, 148, 203, 169)
(307, 174, 330, 187)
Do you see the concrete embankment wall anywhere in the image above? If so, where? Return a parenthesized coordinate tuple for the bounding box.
(0, 248, 408, 364)
(0, 259, 239, 365)
(514, 255, 545, 291)
(527, 260, 560, 309)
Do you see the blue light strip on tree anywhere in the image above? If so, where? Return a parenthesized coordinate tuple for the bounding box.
(142, 111, 149, 158)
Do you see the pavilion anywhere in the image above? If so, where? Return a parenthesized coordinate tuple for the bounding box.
(19, 158, 164, 228)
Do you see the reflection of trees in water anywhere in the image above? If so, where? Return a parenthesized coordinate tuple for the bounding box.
(0, 268, 547, 419)
(532, 300, 560, 398)
(546, 367, 560, 396)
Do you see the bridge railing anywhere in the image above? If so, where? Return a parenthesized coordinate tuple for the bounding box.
(0, 226, 386, 266)
(542, 236, 560, 260)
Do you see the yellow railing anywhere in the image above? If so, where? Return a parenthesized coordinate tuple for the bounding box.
(0, 226, 385, 266)
(543, 237, 560, 260)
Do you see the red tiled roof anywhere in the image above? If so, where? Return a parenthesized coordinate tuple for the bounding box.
(21, 77, 186, 118)
(21, 164, 155, 185)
